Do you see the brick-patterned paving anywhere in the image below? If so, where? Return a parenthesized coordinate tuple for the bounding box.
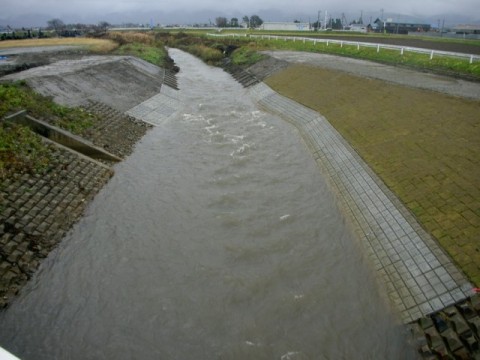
(264, 63, 480, 287)
(80, 101, 151, 158)
(0, 145, 113, 307)
(250, 82, 473, 323)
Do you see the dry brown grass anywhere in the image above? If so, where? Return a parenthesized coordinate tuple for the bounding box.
(0, 38, 118, 52)
(266, 64, 480, 285)
(105, 32, 156, 45)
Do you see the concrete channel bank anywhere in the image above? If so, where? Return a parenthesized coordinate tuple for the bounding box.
(1, 48, 480, 358)
(224, 53, 480, 358)
(248, 82, 480, 358)
(0, 53, 179, 308)
(0, 102, 151, 308)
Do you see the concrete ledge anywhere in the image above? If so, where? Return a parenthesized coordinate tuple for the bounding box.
(4, 110, 122, 162)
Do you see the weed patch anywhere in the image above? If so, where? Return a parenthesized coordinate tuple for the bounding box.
(0, 82, 95, 134)
(114, 42, 168, 67)
(231, 46, 266, 66)
(241, 37, 480, 80)
(0, 123, 51, 181)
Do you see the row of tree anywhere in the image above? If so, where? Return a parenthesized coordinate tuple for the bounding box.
(46, 18, 110, 36)
(215, 15, 263, 28)
(0, 29, 46, 41)
(214, 15, 367, 30)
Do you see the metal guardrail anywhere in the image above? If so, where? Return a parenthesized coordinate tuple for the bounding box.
(207, 33, 480, 64)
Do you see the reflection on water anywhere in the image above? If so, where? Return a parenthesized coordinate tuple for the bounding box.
(0, 49, 416, 359)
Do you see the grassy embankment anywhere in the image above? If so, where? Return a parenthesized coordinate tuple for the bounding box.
(0, 32, 171, 182)
(154, 31, 480, 79)
(255, 36, 480, 79)
(0, 82, 98, 181)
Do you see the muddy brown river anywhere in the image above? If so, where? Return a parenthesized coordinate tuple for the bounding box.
(0, 49, 416, 359)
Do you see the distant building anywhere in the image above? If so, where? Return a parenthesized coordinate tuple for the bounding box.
(260, 22, 312, 31)
(373, 18, 430, 34)
(453, 24, 480, 34)
(345, 23, 368, 33)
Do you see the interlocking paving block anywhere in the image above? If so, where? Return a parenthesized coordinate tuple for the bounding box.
(468, 316, 480, 338)
(441, 328, 463, 352)
(472, 297, 480, 313)
(249, 82, 473, 323)
(410, 295, 480, 358)
(0, 132, 114, 308)
(432, 313, 450, 333)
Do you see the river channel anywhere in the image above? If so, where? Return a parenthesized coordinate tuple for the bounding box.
(0, 49, 416, 359)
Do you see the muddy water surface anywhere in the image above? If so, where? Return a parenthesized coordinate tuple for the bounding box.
(0, 49, 416, 359)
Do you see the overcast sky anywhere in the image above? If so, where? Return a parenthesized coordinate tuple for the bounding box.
(2, 0, 480, 25)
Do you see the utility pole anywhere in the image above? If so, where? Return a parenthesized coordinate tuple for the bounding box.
(381, 8, 386, 33)
(317, 10, 321, 31)
(324, 10, 328, 30)
(440, 18, 445, 37)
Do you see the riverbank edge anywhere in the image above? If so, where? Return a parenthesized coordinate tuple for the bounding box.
(0, 101, 152, 308)
(237, 55, 480, 358)
(248, 80, 480, 359)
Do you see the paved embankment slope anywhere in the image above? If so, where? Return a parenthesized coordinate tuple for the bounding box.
(260, 51, 480, 287)
(240, 51, 480, 357)
(249, 82, 473, 323)
(0, 55, 175, 307)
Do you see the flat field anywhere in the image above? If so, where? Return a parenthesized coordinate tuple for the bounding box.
(0, 38, 118, 52)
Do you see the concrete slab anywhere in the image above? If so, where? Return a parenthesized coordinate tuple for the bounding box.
(1, 56, 165, 112)
(250, 82, 474, 323)
(126, 85, 182, 126)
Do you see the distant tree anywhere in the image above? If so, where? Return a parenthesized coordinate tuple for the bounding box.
(98, 21, 110, 30)
(230, 17, 239, 27)
(215, 17, 228, 28)
(47, 18, 65, 33)
(249, 15, 263, 28)
(294, 20, 300, 23)
(312, 21, 321, 30)
(97, 21, 110, 35)
(331, 18, 342, 29)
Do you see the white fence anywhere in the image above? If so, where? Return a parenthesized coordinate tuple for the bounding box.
(207, 33, 480, 64)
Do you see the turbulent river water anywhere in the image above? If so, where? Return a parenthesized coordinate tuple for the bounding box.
(0, 49, 416, 359)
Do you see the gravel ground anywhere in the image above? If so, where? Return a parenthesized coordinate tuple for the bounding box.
(261, 50, 480, 100)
